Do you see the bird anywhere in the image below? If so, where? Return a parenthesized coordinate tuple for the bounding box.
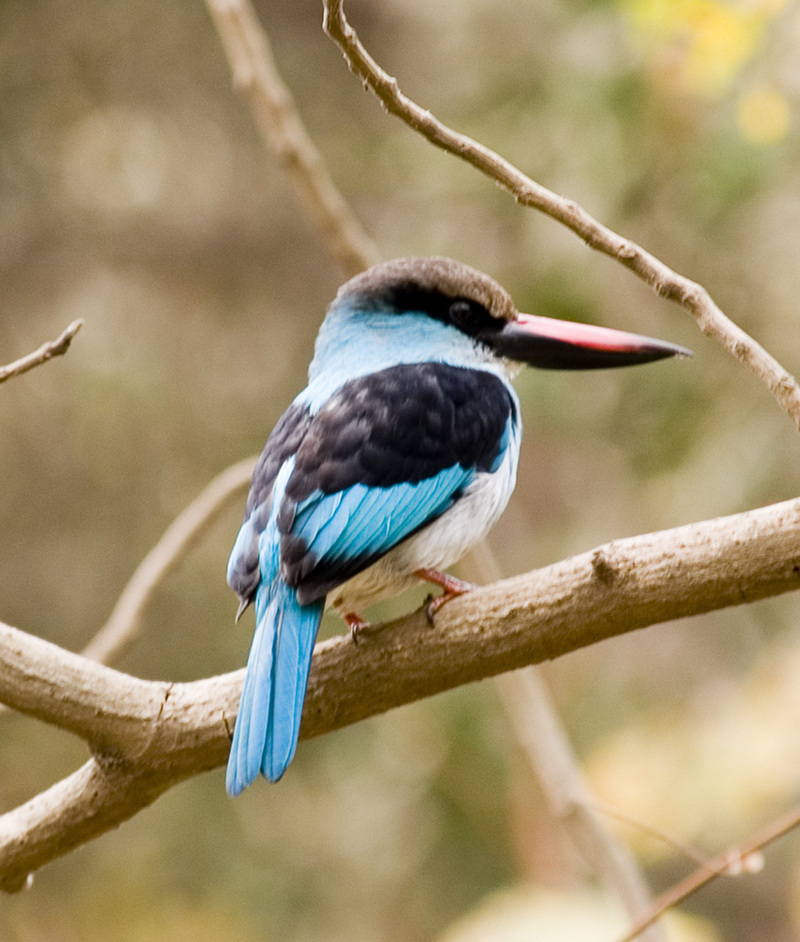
(225, 256, 690, 794)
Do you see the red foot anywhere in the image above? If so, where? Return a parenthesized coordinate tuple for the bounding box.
(414, 568, 475, 624)
(343, 611, 370, 645)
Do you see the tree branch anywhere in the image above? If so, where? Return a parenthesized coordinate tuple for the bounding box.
(2, 496, 800, 891)
(204, 0, 380, 277)
(465, 543, 667, 942)
(0, 320, 84, 385)
(617, 803, 800, 942)
(499, 670, 668, 942)
(82, 457, 255, 665)
(321, 0, 800, 432)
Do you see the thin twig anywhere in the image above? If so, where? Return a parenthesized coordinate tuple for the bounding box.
(617, 805, 800, 942)
(587, 800, 712, 869)
(82, 457, 255, 664)
(321, 0, 800, 431)
(204, 0, 380, 277)
(0, 320, 84, 385)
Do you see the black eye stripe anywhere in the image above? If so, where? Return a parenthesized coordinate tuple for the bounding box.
(448, 299, 503, 337)
(353, 283, 506, 338)
(448, 300, 473, 322)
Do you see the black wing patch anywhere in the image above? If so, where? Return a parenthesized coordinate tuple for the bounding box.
(244, 401, 314, 519)
(284, 362, 514, 504)
(227, 401, 313, 605)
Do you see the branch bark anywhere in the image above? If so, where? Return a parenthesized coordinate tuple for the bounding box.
(2, 496, 799, 892)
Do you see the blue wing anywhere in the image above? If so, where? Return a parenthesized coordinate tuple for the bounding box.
(226, 462, 475, 793)
(284, 465, 476, 603)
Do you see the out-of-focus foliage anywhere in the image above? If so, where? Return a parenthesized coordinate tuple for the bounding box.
(2, 0, 800, 939)
(438, 885, 721, 942)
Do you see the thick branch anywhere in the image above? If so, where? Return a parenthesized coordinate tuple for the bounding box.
(0, 672, 240, 893)
(321, 0, 800, 431)
(1, 497, 799, 891)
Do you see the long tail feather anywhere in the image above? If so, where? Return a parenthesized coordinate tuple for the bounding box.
(226, 552, 324, 795)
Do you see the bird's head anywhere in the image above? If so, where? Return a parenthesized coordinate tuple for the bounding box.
(335, 256, 691, 370)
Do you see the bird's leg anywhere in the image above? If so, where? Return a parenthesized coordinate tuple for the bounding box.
(343, 610, 370, 645)
(415, 568, 476, 625)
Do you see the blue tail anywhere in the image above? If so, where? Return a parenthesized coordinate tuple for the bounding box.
(226, 533, 324, 795)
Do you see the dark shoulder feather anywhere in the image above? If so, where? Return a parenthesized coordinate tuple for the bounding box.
(285, 362, 514, 503)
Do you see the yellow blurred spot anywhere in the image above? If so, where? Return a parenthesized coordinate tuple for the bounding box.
(438, 886, 722, 942)
(621, 0, 769, 96)
(737, 86, 791, 145)
(683, 3, 762, 96)
(586, 644, 800, 859)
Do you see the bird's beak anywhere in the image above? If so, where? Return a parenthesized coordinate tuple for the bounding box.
(485, 312, 692, 370)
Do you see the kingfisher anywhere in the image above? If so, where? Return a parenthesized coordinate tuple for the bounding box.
(226, 256, 689, 794)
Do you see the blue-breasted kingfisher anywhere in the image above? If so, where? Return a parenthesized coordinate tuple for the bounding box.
(225, 256, 689, 794)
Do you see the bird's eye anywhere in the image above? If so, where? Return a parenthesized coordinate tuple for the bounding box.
(449, 300, 490, 335)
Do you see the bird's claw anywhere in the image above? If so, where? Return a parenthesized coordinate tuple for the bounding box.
(420, 575, 476, 625)
(344, 611, 369, 645)
(414, 568, 477, 625)
(424, 591, 460, 625)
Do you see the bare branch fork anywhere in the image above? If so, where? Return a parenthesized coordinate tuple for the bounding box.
(618, 802, 800, 942)
(2, 496, 800, 891)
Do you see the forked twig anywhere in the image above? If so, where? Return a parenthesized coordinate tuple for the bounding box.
(617, 805, 800, 942)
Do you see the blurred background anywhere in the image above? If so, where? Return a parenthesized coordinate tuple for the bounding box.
(2, 0, 800, 939)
